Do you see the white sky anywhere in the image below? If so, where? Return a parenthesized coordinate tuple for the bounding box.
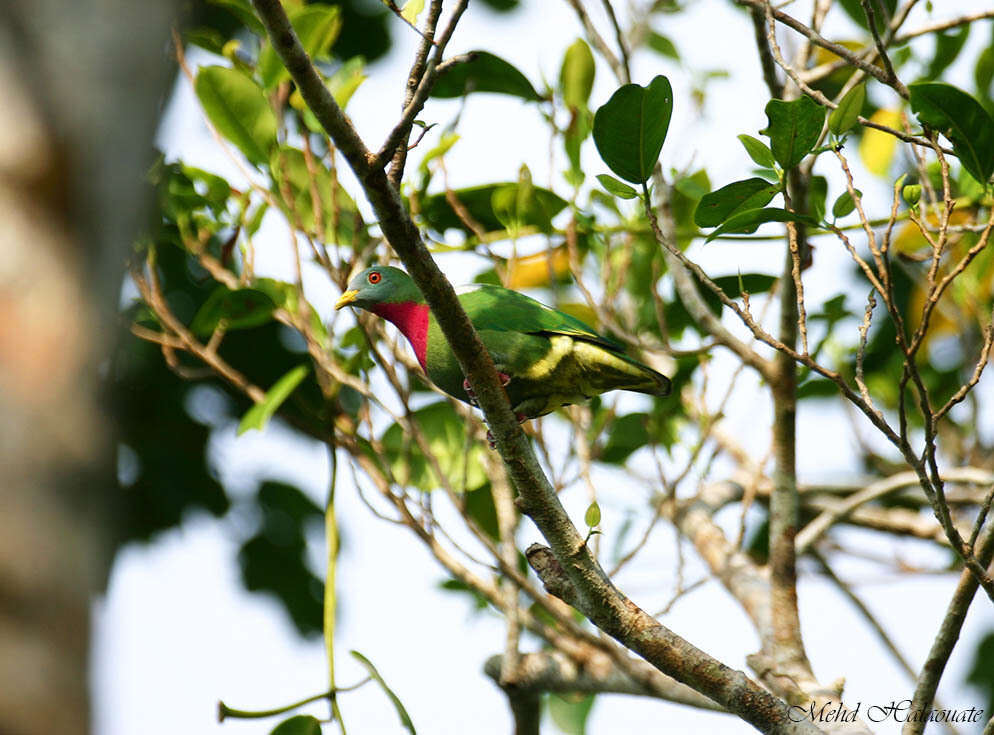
(94, 2, 994, 734)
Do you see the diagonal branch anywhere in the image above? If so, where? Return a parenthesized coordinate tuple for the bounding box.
(858, 0, 908, 98)
(797, 469, 994, 554)
(905, 521, 994, 735)
(736, 0, 910, 99)
(250, 2, 824, 731)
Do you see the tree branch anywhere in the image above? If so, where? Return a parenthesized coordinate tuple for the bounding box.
(797, 468, 994, 554)
(735, 0, 910, 99)
(904, 520, 994, 735)
(483, 651, 724, 711)
(524, 544, 821, 733)
(251, 2, 826, 731)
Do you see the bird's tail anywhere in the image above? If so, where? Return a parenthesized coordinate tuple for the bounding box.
(626, 360, 671, 397)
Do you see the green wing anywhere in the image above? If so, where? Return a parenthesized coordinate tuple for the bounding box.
(457, 284, 622, 351)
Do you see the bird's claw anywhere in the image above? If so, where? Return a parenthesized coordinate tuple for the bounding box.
(485, 411, 528, 451)
(463, 378, 479, 407)
(463, 372, 511, 408)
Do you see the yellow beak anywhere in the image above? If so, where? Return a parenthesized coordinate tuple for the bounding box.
(335, 289, 360, 310)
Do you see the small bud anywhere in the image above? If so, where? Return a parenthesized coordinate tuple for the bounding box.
(289, 89, 306, 112)
(221, 39, 242, 63)
(902, 184, 922, 206)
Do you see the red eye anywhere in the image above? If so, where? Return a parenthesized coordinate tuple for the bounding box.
(368, 271, 381, 284)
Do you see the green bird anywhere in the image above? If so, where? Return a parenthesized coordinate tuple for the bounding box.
(335, 266, 670, 420)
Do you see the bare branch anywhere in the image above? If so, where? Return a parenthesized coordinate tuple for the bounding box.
(598, 0, 631, 83)
(483, 651, 724, 711)
(737, 0, 910, 98)
(562, 0, 625, 81)
(858, 0, 908, 98)
(796, 468, 994, 554)
(906, 521, 994, 735)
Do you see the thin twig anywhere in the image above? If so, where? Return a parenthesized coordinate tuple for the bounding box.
(858, 0, 908, 98)
(796, 468, 994, 554)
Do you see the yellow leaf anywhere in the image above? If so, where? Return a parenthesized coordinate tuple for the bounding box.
(506, 247, 572, 289)
(893, 208, 974, 254)
(289, 88, 306, 111)
(400, 0, 424, 25)
(859, 109, 903, 177)
(905, 208, 988, 346)
(557, 302, 598, 328)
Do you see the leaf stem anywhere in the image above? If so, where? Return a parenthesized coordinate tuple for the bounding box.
(217, 679, 370, 722)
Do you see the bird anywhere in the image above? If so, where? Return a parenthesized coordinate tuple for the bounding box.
(335, 265, 671, 421)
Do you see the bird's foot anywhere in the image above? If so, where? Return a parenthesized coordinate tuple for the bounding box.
(486, 411, 528, 450)
(463, 372, 511, 407)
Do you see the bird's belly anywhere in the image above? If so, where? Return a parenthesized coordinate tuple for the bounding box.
(504, 336, 598, 418)
(424, 330, 646, 419)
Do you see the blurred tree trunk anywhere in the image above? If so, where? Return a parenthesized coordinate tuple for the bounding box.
(0, 2, 178, 733)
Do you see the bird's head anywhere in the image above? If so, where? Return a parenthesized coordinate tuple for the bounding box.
(335, 266, 423, 312)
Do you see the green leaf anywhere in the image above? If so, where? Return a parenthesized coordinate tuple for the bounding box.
(418, 131, 460, 174)
(599, 413, 650, 463)
(835, 0, 896, 31)
(959, 167, 986, 202)
(430, 50, 542, 101)
(593, 75, 673, 184)
(549, 693, 595, 735)
(161, 163, 231, 220)
(976, 43, 994, 104)
(419, 183, 568, 235)
(464, 484, 499, 540)
(564, 107, 593, 185)
(763, 95, 825, 169)
(694, 177, 780, 227)
(647, 32, 679, 60)
(238, 364, 310, 435)
(909, 82, 994, 183)
(380, 402, 488, 492)
(737, 134, 777, 169)
(185, 27, 227, 56)
(182, 165, 231, 209)
(350, 651, 417, 735)
(715, 273, 777, 299)
(258, 4, 342, 89)
(584, 501, 601, 528)
(400, 0, 425, 25)
(328, 57, 367, 109)
(494, 164, 532, 223)
(831, 189, 861, 218)
(438, 578, 490, 611)
(270, 145, 366, 246)
(596, 173, 639, 200)
(194, 66, 277, 166)
(673, 172, 709, 201)
(245, 202, 269, 236)
(252, 277, 330, 348)
(925, 26, 970, 81)
(808, 175, 827, 223)
(207, 0, 265, 35)
(966, 631, 994, 716)
(270, 715, 321, 735)
(828, 83, 865, 136)
(190, 286, 277, 336)
(491, 165, 552, 233)
(704, 207, 818, 242)
(560, 39, 595, 110)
